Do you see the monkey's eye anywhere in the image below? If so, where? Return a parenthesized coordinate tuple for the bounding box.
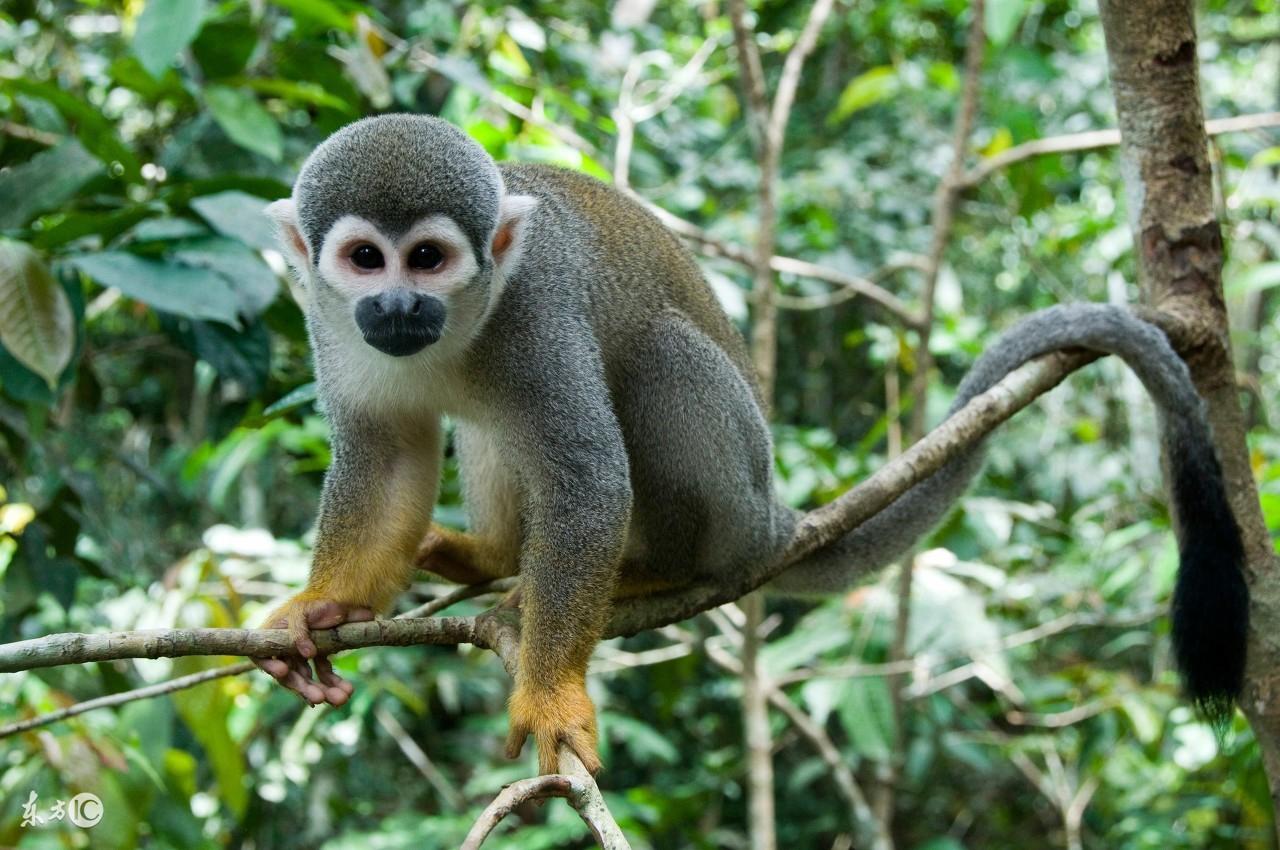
(408, 242, 445, 271)
(351, 244, 384, 270)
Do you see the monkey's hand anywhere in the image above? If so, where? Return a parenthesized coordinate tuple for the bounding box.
(505, 679, 601, 775)
(254, 593, 375, 707)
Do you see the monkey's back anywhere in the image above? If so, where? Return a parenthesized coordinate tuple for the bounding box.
(497, 164, 761, 401)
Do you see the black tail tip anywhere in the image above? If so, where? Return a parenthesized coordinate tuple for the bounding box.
(1171, 534, 1249, 739)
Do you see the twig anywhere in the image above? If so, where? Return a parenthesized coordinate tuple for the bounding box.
(641, 202, 924, 326)
(0, 120, 61, 146)
(459, 767, 629, 849)
(691, 627, 891, 849)
(375, 706, 465, 810)
(957, 111, 1280, 189)
(0, 662, 255, 738)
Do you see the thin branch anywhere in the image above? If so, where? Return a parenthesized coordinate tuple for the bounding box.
(957, 111, 1280, 189)
(0, 120, 61, 146)
(641, 202, 924, 326)
(460, 769, 628, 850)
(696, 634, 891, 850)
(0, 662, 255, 738)
(0, 582, 513, 738)
(375, 706, 465, 810)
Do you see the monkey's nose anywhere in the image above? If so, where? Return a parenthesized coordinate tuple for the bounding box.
(354, 289, 446, 357)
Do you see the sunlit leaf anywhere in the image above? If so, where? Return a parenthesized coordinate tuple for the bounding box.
(132, 0, 208, 79)
(269, 0, 354, 32)
(986, 0, 1029, 46)
(829, 66, 899, 123)
(0, 240, 74, 389)
(205, 86, 283, 162)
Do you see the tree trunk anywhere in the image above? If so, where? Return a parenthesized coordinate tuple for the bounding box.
(1098, 0, 1280, 833)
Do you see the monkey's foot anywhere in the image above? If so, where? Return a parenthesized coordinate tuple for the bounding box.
(253, 594, 374, 707)
(505, 679, 600, 775)
(416, 524, 513, 585)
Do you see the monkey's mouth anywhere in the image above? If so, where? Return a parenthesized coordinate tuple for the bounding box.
(354, 290, 447, 357)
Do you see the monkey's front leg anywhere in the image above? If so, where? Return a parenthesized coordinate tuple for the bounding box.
(502, 433, 631, 775)
(256, 413, 441, 705)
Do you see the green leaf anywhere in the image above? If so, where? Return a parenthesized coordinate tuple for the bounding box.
(829, 66, 899, 123)
(191, 16, 259, 79)
(132, 0, 209, 79)
(204, 85, 283, 161)
(1229, 261, 1280, 293)
(268, 0, 354, 32)
(172, 671, 249, 818)
(262, 382, 318, 419)
(985, 0, 1028, 46)
(71, 251, 243, 326)
(0, 140, 102, 230)
(178, 318, 272, 395)
(239, 78, 355, 113)
(171, 237, 281, 316)
(190, 190, 279, 251)
(0, 240, 74, 389)
(836, 678, 895, 761)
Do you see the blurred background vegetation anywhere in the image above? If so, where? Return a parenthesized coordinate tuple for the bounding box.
(1, 0, 1279, 847)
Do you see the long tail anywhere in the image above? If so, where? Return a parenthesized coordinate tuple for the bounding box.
(772, 303, 1249, 725)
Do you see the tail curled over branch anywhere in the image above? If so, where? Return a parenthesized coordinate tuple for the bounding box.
(774, 303, 1249, 726)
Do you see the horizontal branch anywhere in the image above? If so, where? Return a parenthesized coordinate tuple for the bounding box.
(959, 110, 1280, 188)
(0, 617, 479, 674)
(0, 347, 1101, 669)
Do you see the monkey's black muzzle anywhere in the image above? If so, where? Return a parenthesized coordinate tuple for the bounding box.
(354, 289, 446, 357)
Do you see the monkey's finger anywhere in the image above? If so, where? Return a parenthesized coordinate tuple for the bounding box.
(313, 656, 354, 706)
(304, 600, 349, 631)
(285, 607, 318, 659)
(255, 657, 290, 679)
(345, 608, 374, 623)
(535, 732, 561, 776)
(280, 664, 326, 705)
(504, 724, 530, 761)
(562, 728, 602, 775)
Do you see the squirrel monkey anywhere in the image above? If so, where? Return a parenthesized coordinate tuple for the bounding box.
(257, 115, 1248, 775)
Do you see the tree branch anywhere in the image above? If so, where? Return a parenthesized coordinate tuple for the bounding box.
(957, 111, 1280, 189)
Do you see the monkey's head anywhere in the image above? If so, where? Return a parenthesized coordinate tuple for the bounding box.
(266, 114, 536, 359)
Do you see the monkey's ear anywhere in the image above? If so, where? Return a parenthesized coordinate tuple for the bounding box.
(491, 194, 537, 277)
(265, 199, 310, 273)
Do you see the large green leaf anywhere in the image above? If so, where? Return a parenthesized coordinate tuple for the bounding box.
(172, 671, 249, 818)
(71, 251, 242, 326)
(0, 240, 75, 389)
(0, 140, 102, 230)
(132, 0, 209, 79)
(171, 236, 280, 315)
(204, 85, 283, 161)
(190, 191, 279, 251)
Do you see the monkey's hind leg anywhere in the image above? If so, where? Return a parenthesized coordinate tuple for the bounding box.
(415, 524, 517, 585)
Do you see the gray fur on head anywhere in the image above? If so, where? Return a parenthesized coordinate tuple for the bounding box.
(294, 114, 503, 261)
